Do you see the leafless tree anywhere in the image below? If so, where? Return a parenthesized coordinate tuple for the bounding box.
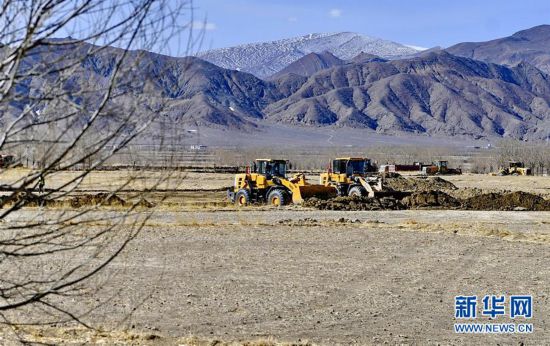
(0, 0, 199, 338)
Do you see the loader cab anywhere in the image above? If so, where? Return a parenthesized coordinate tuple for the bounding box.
(509, 161, 524, 169)
(507, 161, 531, 175)
(0, 154, 15, 168)
(254, 159, 287, 178)
(435, 160, 448, 170)
(332, 158, 373, 176)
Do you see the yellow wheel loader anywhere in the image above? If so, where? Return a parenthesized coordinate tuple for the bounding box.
(498, 161, 532, 176)
(227, 159, 337, 207)
(320, 157, 382, 198)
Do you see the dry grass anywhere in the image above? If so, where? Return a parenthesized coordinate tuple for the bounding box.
(0, 168, 231, 192)
(395, 219, 550, 244)
(0, 325, 315, 346)
(444, 173, 550, 197)
(2, 169, 550, 210)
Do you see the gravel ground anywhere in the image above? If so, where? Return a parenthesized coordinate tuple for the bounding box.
(444, 173, 550, 198)
(2, 171, 549, 344)
(4, 209, 547, 345)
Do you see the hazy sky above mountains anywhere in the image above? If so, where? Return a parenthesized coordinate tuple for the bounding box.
(185, 0, 550, 52)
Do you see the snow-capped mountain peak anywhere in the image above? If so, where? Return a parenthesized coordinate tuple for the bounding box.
(198, 32, 420, 78)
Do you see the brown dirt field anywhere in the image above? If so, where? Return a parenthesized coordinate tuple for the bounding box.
(1, 170, 550, 344)
(2, 169, 549, 197)
(0, 168, 231, 192)
(2, 208, 549, 345)
(445, 173, 550, 198)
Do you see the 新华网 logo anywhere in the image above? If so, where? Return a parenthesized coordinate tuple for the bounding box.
(454, 295, 533, 334)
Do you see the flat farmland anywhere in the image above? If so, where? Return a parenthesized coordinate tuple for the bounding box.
(0, 170, 549, 345)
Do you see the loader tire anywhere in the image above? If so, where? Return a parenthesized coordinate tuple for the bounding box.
(348, 186, 366, 197)
(235, 189, 250, 206)
(267, 189, 287, 207)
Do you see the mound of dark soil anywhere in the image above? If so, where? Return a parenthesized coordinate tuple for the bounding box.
(277, 217, 362, 226)
(278, 218, 319, 226)
(303, 196, 405, 211)
(463, 191, 550, 211)
(384, 175, 457, 192)
(401, 190, 461, 209)
(0, 191, 60, 208)
(69, 193, 127, 208)
(135, 198, 155, 208)
(301, 175, 550, 211)
(0, 192, 156, 209)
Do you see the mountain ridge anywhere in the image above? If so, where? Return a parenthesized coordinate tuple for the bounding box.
(447, 24, 550, 74)
(8, 26, 550, 141)
(269, 51, 345, 80)
(263, 50, 550, 140)
(199, 32, 420, 78)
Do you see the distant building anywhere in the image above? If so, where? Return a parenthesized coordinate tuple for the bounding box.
(189, 144, 207, 151)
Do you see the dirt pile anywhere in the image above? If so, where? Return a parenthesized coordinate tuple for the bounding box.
(0, 191, 60, 208)
(303, 189, 550, 212)
(67, 193, 154, 208)
(384, 175, 457, 192)
(463, 191, 550, 211)
(401, 191, 461, 209)
(302, 175, 462, 211)
(69, 193, 127, 208)
(447, 187, 485, 200)
(278, 218, 320, 226)
(0, 192, 154, 209)
(303, 196, 405, 211)
(135, 198, 155, 208)
(277, 217, 362, 226)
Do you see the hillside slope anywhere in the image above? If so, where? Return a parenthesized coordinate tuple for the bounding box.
(447, 25, 550, 74)
(199, 32, 419, 78)
(9, 39, 550, 140)
(9, 40, 283, 130)
(269, 51, 344, 79)
(264, 51, 550, 139)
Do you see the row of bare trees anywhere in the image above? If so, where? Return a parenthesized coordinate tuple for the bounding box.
(211, 140, 550, 175)
(0, 0, 196, 339)
(211, 145, 466, 172)
(494, 140, 550, 175)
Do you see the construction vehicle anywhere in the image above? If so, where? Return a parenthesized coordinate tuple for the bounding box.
(227, 159, 336, 206)
(0, 154, 15, 168)
(497, 161, 532, 176)
(422, 160, 462, 175)
(320, 157, 382, 197)
(379, 162, 423, 173)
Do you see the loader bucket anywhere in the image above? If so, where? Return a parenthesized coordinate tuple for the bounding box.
(291, 184, 337, 204)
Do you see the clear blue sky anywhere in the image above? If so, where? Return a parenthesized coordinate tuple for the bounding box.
(183, 0, 550, 52)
